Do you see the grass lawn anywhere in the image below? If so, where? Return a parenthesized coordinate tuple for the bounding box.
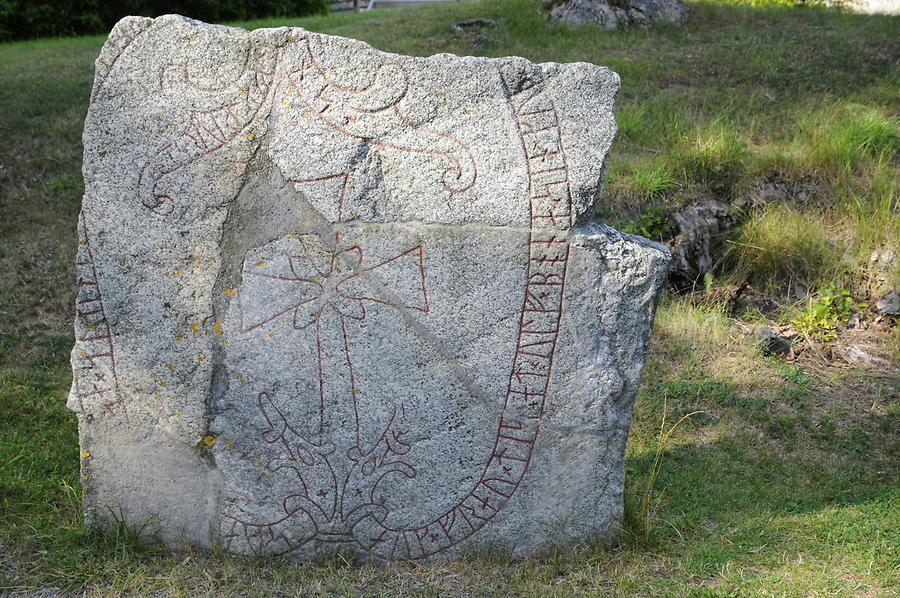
(1, 0, 898, 595)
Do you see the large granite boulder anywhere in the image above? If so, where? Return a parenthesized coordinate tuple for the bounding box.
(70, 15, 669, 561)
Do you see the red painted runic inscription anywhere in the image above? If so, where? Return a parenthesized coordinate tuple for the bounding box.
(71, 212, 126, 420)
(138, 42, 281, 216)
(356, 77, 577, 560)
(287, 39, 477, 195)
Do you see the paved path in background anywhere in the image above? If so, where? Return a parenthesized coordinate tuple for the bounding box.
(847, 0, 900, 14)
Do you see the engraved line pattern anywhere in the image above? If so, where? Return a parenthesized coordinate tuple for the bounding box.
(220, 392, 418, 554)
(222, 231, 430, 554)
(287, 39, 477, 195)
(72, 212, 127, 420)
(91, 17, 151, 101)
(361, 75, 575, 560)
(220, 68, 574, 560)
(138, 42, 281, 216)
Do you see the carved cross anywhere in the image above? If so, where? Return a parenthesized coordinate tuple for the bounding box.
(240, 233, 429, 450)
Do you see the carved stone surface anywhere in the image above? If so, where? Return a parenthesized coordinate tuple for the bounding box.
(71, 15, 670, 561)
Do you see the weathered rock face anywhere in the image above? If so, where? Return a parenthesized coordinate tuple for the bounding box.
(71, 15, 670, 561)
(668, 199, 736, 289)
(543, 0, 687, 30)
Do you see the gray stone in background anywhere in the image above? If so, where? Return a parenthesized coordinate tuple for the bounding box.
(70, 15, 670, 561)
(669, 199, 736, 289)
(543, 0, 687, 30)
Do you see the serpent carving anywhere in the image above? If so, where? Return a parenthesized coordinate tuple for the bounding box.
(138, 40, 280, 216)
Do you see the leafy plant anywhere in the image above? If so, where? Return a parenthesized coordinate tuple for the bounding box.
(619, 204, 676, 242)
(738, 306, 767, 323)
(791, 285, 865, 341)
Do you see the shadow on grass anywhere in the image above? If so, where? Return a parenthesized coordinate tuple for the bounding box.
(623, 369, 898, 581)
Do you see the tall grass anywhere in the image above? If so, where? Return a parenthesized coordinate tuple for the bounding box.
(802, 102, 900, 177)
(607, 159, 679, 201)
(627, 396, 704, 545)
(674, 122, 748, 197)
(728, 205, 839, 290)
(725, 110, 898, 294)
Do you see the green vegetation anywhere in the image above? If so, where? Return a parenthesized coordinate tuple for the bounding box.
(790, 285, 867, 341)
(0, 0, 327, 41)
(730, 205, 838, 289)
(618, 204, 676, 242)
(1, 0, 897, 594)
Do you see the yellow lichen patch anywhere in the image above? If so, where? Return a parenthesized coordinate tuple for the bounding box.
(159, 381, 169, 388)
(254, 459, 264, 467)
(256, 260, 265, 267)
(245, 132, 254, 140)
(167, 362, 175, 372)
(238, 374, 246, 382)
(175, 411, 183, 417)
(78, 349, 86, 357)
(173, 270, 182, 278)
(213, 321, 223, 336)
(192, 434, 216, 454)
(266, 331, 273, 339)
(222, 438, 234, 449)
(80, 449, 90, 459)
(197, 353, 205, 362)
(223, 288, 236, 298)
(190, 322, 200, 335)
